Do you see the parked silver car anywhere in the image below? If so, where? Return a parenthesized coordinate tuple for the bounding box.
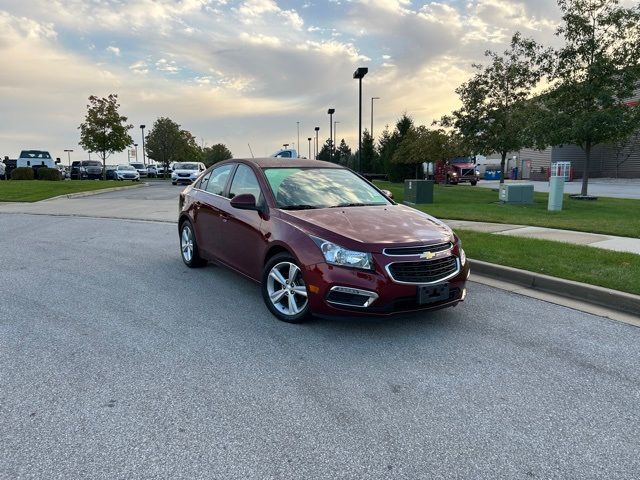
(171, 162, 205, 185)
(130, 162, 148, 178)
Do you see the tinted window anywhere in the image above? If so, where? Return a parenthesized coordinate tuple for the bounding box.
(205, 164, 234, 196)
(229, 164, 261, 200)
(197, 168, 212, 190)
(276, 151, 292, 158)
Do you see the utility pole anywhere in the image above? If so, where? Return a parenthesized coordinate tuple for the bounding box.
(314, 127, 320, 160)
(353, 67, 368, 173)
(140, 124, 146, 166)
(307, 137, 312, 159)
(327, 108, 335, 162)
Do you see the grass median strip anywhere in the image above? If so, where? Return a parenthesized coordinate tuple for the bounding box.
(456, 229, 640, 296)
(375, 181, 640, 238)
(0, 180, 137, 202)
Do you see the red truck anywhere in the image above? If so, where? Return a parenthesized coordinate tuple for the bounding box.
(434, 158, 480, 185)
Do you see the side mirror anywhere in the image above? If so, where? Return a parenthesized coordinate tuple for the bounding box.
(230, 193, 258, 210)
(381, 189, 394, 200)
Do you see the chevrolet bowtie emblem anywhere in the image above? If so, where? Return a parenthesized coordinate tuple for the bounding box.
(420, 251, 436, 260)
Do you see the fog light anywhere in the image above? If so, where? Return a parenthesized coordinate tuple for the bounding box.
(326, 286, 378, 308)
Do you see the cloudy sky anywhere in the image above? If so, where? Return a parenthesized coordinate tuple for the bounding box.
(0, 0, 585, 162)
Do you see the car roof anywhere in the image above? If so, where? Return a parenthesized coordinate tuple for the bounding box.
(222, 157, 344, 169)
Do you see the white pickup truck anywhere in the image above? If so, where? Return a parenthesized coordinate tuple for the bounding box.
(17, 150, 56, 169)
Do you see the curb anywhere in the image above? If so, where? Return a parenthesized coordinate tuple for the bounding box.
(41, 183, 149, 202)
(470, 259, 640, 317)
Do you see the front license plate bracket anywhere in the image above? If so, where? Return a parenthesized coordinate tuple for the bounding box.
(418, 283, 450, 304)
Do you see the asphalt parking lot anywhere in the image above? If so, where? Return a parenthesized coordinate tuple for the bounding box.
(1, 187, 639, 479)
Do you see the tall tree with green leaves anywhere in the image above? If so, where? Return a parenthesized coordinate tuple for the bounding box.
(202, 144, 233, 166)
(442, 33, 548, 184)
(379, 115, 416, 181)
(78, 94, 133, 180)
(543, 0, 640, 196)
(393, 127, 466, 178)
(146, 117, 199, 177)
(317, 138, 333, 162)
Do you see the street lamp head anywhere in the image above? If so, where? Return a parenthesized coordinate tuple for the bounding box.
(140, 124, 146, 129)
(372, 96, 380, 100)
(283, 144, 289, 148)
(134, 143, 138, 147)
(353, 67, 368, 79)
(327, 108, 335, 115)
(308, 137, 312, 141)
(314, 126, 320, 132)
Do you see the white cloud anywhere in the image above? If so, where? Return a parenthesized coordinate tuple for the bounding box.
(106, 46, 121, 56)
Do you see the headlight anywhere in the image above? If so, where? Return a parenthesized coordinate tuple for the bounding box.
(311, 236, 373, 270)
(451, 172, 457, 176)
(457, 238, 466, 266)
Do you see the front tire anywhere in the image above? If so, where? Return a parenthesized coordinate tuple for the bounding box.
(470, 180, 477, 186)
(180, 220, 206, 268)
(262, 253, 310, 323)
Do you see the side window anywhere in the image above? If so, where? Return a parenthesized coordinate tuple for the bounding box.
(229, 164, 262, 201)
(276, 151, 292, 158)
(205, 164, 234, 196)
(197, 168, 212, 190)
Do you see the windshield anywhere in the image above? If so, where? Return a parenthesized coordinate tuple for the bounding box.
(118, 165, 135, 171)
(20, 150, 51, 159)
(83, 161, 102, 166)
(263, 168, 390, 209)
(174, 163, 198, 170)
(130, 163, 144, 169)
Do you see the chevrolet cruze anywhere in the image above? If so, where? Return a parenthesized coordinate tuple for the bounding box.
(178, 158, 469, 323)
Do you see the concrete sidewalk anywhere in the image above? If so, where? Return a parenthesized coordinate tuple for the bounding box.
(445, 219, 640, 255)
(477, 178, 640, 199)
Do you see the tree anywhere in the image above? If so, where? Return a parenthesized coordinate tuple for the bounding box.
(317, 138, 333, 162)
(176, 130, 203, 163)
(202, 144, 233, 166)
(393, 127, 466, 178)
(442, 33, 547, 184)
(78, 94, 133, 180)
(145, 117, 190, 178)
(612, 130, 640, 178)
(542, 0, 640, 196)
(355, 129, 377, 173)
(336, 139, 352, 165)
(379, 115, 416, 182)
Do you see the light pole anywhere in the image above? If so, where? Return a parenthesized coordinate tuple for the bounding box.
(327, 108, 335, 162)
(134, 143, 138, 162)
(140, 124, 146, 166)
(314, 127, 320, 159)
(307, 137, 312, 159)
(334, 121, 340, 161)
(371, 96, 380, 139)
(64, 149, 73, 179)
(353, 67, 368, 173)
(296, 122, 300, 158)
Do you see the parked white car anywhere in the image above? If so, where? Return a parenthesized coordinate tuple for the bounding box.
(129, 162, 148, 178)
(171, 162, 205, 185)
(115, 164, 140, 181)
(147, 164, 158, 178)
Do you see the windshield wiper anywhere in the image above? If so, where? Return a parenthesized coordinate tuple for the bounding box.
(330, 202, 381, 208)
(280, 204, 320, 210)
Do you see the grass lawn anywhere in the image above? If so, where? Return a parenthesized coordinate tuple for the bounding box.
(375, 181, 640, 238)
(0, 180, 138, 202)
(457, 229, 640, 296)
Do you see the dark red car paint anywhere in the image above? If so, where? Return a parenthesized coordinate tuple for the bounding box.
(179, 158, 469, 317)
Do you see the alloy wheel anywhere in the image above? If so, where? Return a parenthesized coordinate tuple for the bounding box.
(181, 225, 194, 263)
(266, 261, 308, 316)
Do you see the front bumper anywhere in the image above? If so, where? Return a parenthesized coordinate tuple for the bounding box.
(302, 254, 470, 317)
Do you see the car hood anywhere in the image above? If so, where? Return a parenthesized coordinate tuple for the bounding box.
(280, 204, 453, 250)
(173, 169, 199, 174)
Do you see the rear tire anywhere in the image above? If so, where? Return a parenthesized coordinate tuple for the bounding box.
(262, 253, 310, 323)
(180, 220, 206, 268)
(470, 181, 477, 186)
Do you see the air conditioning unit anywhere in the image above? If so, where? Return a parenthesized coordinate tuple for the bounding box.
(499, 184, 534, 204)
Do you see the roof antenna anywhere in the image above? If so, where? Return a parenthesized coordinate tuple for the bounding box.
(247, 143, 255, 158)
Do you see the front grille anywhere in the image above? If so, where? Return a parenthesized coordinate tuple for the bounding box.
(178, 172, 190, 177)
(384, 242, 452, 256)
(387, 256, 459, 284)
(461, 168, 476, 177)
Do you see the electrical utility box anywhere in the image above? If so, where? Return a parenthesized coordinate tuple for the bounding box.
(499, 184, 534, 204)
(548, 176, 565, 211)
(404, 180, 434, 205)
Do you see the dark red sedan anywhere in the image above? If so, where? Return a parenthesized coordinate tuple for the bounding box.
(178, 158, 469, 323)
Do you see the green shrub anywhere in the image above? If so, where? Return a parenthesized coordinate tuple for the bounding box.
(11, 167, 34, 180)
(36, 167, 62, 181)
